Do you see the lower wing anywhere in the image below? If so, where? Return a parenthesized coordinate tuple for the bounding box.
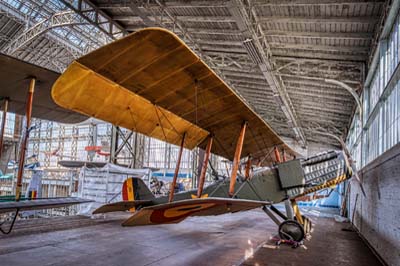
(0, 197, 92, 214)
(121, 197, 270, 226)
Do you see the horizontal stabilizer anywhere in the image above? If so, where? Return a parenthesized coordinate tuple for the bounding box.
(93, 200, 153, 214)
(0, 197, 92, 214)
(122, 197, 270, 226)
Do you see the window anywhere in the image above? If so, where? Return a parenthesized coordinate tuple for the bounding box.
(347, 9, 400, 168)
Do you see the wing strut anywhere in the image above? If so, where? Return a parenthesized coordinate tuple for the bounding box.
(169, 132, 186, 202)
(196, 135, 213, 198)
(16, 78, 35, 201)
(282, 149, 287, 162)
(274, 146, 281, 163)
(229, 121, 247, 197)
(244, 155, 252, 180)
(291, 199, 304, 225)
(0, 97, 9, 160)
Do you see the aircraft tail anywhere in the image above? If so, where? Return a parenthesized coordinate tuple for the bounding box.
(122, 177, 155, 202)
(93, 177, 154, 214)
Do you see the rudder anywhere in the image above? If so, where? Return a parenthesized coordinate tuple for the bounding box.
(122, 177, 155, 202)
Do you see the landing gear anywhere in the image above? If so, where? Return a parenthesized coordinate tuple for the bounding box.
(296, 215, 312, 235)
(262, 203, 312, 243)
(278, 220, 305, 242)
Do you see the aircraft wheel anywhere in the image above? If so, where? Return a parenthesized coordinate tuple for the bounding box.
(278, 220, 305, 242)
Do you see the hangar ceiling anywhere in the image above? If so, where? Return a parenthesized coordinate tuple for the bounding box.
(0, 0, 389, 149)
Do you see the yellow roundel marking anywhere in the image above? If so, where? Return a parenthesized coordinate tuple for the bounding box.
(164, 203, 215, 218)
(190, 194, 208, 199)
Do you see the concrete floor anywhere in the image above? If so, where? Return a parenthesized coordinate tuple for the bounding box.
(0, 208, 383, 266)
(243, 216, 383, 266)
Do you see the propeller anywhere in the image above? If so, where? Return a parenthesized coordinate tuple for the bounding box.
(313, 130, 366, 197)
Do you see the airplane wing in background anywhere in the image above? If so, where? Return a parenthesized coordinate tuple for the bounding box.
(0, 53, 88, 124)
(0, 197, 92, 214)
(51, 28, 296, 165)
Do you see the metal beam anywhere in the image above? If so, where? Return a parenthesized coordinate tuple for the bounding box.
(98, 1, 231, 9)
(279, 66, 361, 80)
(235, 85, 273, 94)
(197, 39, 243, 46)
(113, 15, 236, 23)
(223, 70, 264, 80)
(283, 78, 354, 91)
(259, 16, 379, 24)
(271, 49, 367, 61)
(279, 73, 361, 86)
(264, 30, 373, 40)
(252, 0, 385, 6)
(269, 43, 369, 54)
(222, 64, 360, 84)
(293, 102, 353, 116)
(125, 26, 242, 36)
(274, 56, 364, 67)
(2, 11, 86, 55)
(128, 3, 156, 27)
(59, 0, 127, 39)
(202, 45, 247, 54)
(228, 0, 307, 146)
(324, 78, 362, 117)
(288, 89, 354, 103)
(298, 112, 350, 122)
(229, 78, 272, 87)
(287, 87, 353, 100)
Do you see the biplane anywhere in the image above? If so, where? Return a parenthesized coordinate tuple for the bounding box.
(51, 28, 355, 242)
(0, 53, 91, 234)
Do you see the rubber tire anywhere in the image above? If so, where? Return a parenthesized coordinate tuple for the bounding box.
(278, 220, 305, 242)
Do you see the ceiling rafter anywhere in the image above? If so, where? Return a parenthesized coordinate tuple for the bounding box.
(0, 0, 387, 150)
(227, 0, 307, 146)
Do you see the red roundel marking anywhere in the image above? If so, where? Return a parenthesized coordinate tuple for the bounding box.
(149, 204, 215, 224)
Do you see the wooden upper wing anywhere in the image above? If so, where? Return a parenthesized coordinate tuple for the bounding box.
(51, 28, 295, 163)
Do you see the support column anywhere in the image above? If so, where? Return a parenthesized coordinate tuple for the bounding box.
(0, 98, 9, 159)
(196, 135, 213, 198)
(169, 132, 186, 202)
(229, 122, 247, 197)
(110, 125, 119, 164)
(16, 78, 35, 201)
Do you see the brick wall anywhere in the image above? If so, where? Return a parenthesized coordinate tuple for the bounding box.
(348, 142, 400, 266)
